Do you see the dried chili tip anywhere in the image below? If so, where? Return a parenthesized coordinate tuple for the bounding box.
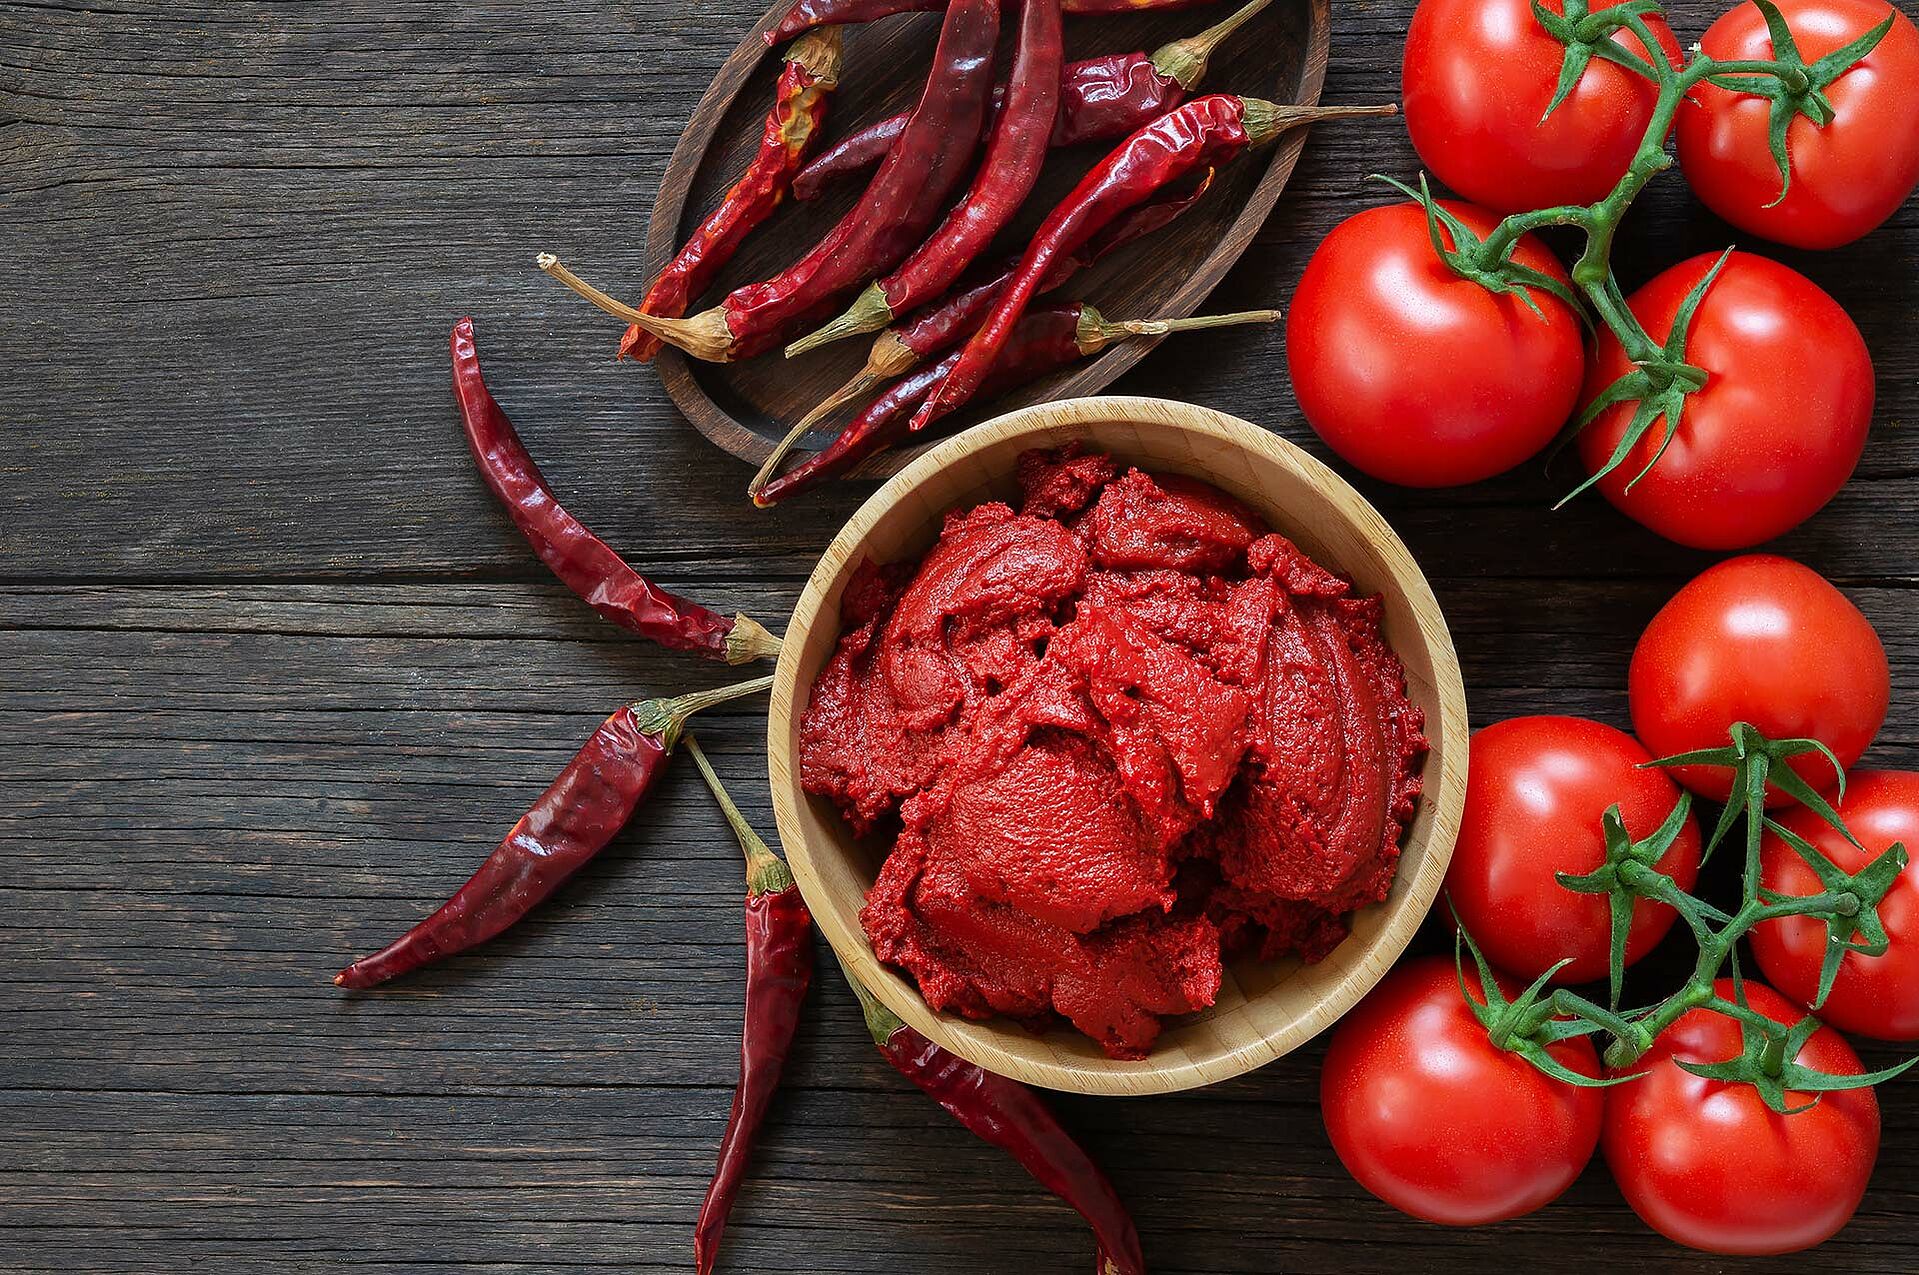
(1072, 304, 1282, 356)
(836, 959, 1147, 1275)
(537, 253, 739, 363)
(330, 675, 773, 992)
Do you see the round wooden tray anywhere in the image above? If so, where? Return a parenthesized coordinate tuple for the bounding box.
(767, 397, 1470, 1095)
(645, 0, 1332, 476)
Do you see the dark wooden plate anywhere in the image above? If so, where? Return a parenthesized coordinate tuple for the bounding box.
(643, 0, 1332, 476)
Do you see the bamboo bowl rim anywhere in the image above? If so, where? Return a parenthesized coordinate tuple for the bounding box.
(768, 397, 1469, 1095)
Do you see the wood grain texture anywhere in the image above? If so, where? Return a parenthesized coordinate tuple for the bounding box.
(768, 398, 1469, 1093)
(643, 0, 1331, 466)
(4, 0, 1919, 1271)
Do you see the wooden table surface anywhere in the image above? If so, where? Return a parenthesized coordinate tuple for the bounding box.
(6, 2, 1918, 1271)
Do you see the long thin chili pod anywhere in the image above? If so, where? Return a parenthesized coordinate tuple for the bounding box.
(562, 0, 1001, 363)
(621, 28, 843, 364)
(333, 677, 775, 990)
(838, 961, 1146, 1275)
(451, 319, 780, 664)
(682, 736, 813, 1275)
(791, 0, 1269, 202)
(749, 172, 1215, 501)
(786, 0, 1065, 359)
(768, 0, 1216, 46)
(758, 303, 1276, 505)
(911, 96, 1393, 434)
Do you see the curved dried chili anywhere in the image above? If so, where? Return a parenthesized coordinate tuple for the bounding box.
(451, 318, 779, 663)
(786, 0, 1064, 359)
(768, 0, 1217, 46)
(567, 0, 1002, 363)
(790, 0, 1270, 203)
(910, 96, 1392, 434)
(622, 28, 843, 363)
(682, 736, 813, 1275)
(757, 302, 1275, 505)
(839, 962, 1146, 1275)
(333, 677, 774, 990)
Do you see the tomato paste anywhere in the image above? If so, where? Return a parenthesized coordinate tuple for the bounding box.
(800, 447, 1426, 1059)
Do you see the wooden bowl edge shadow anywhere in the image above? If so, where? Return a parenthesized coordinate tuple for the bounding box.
(767, 396, 1469, 1096)
(650, 0, 1334, 469)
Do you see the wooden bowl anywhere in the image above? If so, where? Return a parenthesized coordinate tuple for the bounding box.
(647, 0, 1331, 473)
(767, 397, 1469, 1095)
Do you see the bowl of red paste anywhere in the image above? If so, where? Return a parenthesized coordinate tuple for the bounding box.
(769, 397, 1468, 1095)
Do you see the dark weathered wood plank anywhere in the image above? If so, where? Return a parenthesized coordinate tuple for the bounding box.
(5, 0, 1919, 1272)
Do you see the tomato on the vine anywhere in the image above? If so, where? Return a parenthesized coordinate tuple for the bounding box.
(1677, 0, 1919, 250)
(1574, 250, 1873, 549)
(1754, 770, 1919, 1039)
(1320, 957, 1603, 1226)
(1603, 979, 1880, 1255)
(1449, 716, 1700, 984)
(1286, 201, 1584, 488)
(1403, 0, 1682, 213)
(1629, 555, 1889, 805)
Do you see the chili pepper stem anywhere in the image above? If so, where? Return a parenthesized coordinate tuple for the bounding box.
(750, 332, 919, 504)
(1075, 306, 1281, 354)
(537, 253, 736, 363)
(1237, 100, 1399, 146)
(838, 956, 909, 1046)
(683, 734, 796, 896)
(784, 25, 843, 85)
(723, 614, 784, 664)
(784, 282, 894, 357)
(1152, 0, 1273, 91)
(630, 674, 775, 749)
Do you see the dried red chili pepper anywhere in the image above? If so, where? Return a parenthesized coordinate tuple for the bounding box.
(333, 677, 774, 990)
(451, 318, 780, 664)
(682, 736, 813, 1275)
(790, 0, 1268, 203)
(911, 95, 1392, 434)
(555, 0, 1001, 363)
(757, 303, 1276, 505)
(839, 962, 1146, 1275)
(621, 28, 843, 364)
(786, 0, 1065, 359)
(768, 0, 1216, 46)
(750, 173, 1215, 500)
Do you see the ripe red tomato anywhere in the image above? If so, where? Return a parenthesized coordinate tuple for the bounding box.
(1449, 716, 1701, 984)
(1629, 555, 1888, 805)
(1575, 250, 1873, 549)
(1403, 0, 1682, 213)
(1677, 0, 1919, 250)
(1286, 201, 1584, 488)
(1754, 770, 1919, 1039)
(1603, 980, 1880, 1255)
(1320, 957, 1603, 1225)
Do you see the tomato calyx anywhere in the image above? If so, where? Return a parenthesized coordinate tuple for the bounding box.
(1697, 0, 1896, 208)
(1452, 916, 1638, 1088)
(1762, 820, 1909, 1008)
(1555, 794, 1725, 1009)
(1530, 0, 1667, 120)
(1646, 719, 1857, 867)
(1374, 173, 1587, 323)
(1671, 970, 1918, 1114)
(1555, 247, 1729, 510)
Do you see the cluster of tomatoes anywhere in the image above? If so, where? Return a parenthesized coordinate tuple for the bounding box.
(1285, 0, 1919, 550)
(1321, 554, 1909, 1254)
(1291, 0, 1919, 1253)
